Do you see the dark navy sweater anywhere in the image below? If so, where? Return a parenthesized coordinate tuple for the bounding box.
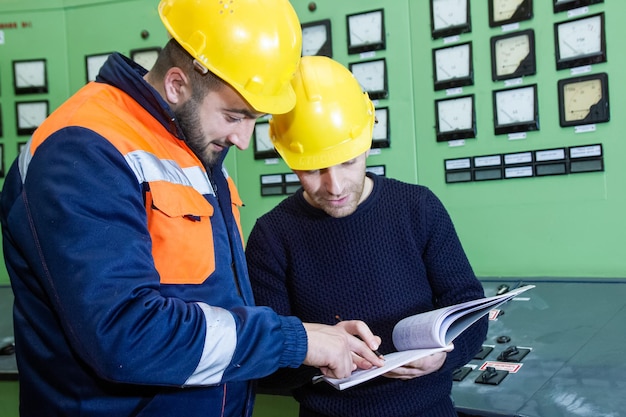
(246, 173, 488, 417)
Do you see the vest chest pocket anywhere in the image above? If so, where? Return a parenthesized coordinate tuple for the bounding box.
(146, 181, 215, 284)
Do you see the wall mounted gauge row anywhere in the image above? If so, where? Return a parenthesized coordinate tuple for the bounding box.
(300, 10, 389, 119)
(2, 47, 161, 139)
(433, 10, 606, 92)
(301, 9, 385, 58)
(429, 0, 534, 38)
(434, 72, 609, 141)
(429, 0, 604, 39)
(10, 46, 163, 98)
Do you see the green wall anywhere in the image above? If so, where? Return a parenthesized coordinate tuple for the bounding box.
(236, 0, 626, 279)
(0, 0, 624, 282)
(408, 1, 625, 278)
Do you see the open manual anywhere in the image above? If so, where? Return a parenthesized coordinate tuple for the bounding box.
(315, 284, 535, 390)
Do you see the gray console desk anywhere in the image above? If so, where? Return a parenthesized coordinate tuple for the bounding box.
(453, 278, 626, 417)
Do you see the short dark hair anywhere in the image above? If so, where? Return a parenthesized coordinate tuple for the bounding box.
(152, 38, 225, 100)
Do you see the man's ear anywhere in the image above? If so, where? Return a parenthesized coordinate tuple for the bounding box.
(163, 67, 189, 105)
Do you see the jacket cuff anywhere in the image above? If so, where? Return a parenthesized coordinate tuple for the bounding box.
(278, 315, 308, 368)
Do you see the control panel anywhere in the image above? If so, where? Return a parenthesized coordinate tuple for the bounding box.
(452, 278, 626, 417)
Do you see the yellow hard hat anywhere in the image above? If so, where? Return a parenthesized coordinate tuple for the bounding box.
(158, 0, 302, 114)
(269, 56, 375, 170)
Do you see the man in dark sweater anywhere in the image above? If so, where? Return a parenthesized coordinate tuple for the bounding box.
(246, 56, 488, 417)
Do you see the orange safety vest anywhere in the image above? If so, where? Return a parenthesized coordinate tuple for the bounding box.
(27, 82, 244, 285)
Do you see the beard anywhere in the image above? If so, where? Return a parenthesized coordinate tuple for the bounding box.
(174, 98, 221, 168)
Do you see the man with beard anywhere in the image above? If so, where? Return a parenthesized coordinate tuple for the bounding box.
(246, 56, 488, 417)
(0, 2, 383, 416)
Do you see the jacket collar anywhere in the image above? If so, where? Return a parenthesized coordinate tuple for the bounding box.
(95, 52, 229, 166)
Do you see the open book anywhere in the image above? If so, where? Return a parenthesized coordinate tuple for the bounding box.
(316, 284, 535, 390)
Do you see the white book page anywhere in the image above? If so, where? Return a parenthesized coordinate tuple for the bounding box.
(392, 309, 449, 350)
(316, 285, 535, 390)
(318, 346, 448, 390)
(392, 285, 535, 351)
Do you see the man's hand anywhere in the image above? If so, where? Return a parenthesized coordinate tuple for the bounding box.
(302, 321, 384, 379)
(383, 344, 454, 380)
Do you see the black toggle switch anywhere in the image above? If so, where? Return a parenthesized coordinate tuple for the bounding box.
(496, 284, 510, 295)
(452, 366, 473, 382)
(475, 366, 508, 385)
(473, 345, 493, 360)
(0, 342, 15, 355)
(497, 345, 530, 362)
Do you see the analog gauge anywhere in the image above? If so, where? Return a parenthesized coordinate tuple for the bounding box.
(16, 100, 48, 136)
(435, 94, 476, 142)
(253, 121, 278, 160)
(13, 59, 48, 94)
(346, 9, 385, 54)
(491, 29, 536, 81)
(558, 72, 609, 127)
(433, 42, 473, 90)
(349, 59, 388, 100)
(130, 48, 161, 70)
(430, 0, 471, 39)
(554, 0, 603, 13)
(372, 107, 390, 148)
(302, 19, 332, 57)
(492, 84, 539, 135)
(488, 0, 532, 28)
(85, 53, 113, 83)
(555, 13, 605, 70)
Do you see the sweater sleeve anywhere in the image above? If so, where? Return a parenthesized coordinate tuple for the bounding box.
(419, 188, 488, 371)
(246, 217, 294, 316)
(246, 213, 319, 389)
